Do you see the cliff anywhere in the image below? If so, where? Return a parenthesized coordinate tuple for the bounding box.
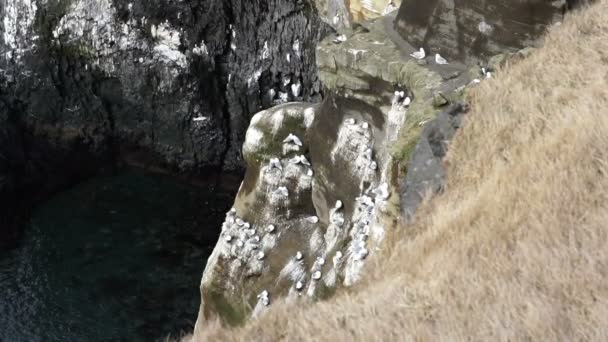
(0, 0, 330, 247)
(195, 0, 608, 339)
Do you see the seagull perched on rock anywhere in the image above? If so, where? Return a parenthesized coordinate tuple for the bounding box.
(435, 53, 448, 65)
(283, 134, 303, 146)
(345, 118, 356, 125)
(290, 155, 311, 166)
(335, 200, 343, 210)
(317, 257, 326, 266)
(307, 169, 314, 177)
(333, 34, 347, 44)
(256, 251, 265, 260)
(369, 161, 378, 170)
(274, 186, 289, 197)
(373, 183, 390, 200)
(291, 82, 301, 97)
(295, 281, 304, 291)
(306, 216, 319, 224)
(410, 47, 425, 60)
(268, 157, 283, 171)
(296, 251, 304, 261)
(266, 224, 276, 233)
(312, 271, 322, 280)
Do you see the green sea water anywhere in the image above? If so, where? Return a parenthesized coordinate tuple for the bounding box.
(0, 170, 237, 342)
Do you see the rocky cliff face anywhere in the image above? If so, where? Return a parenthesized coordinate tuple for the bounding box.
(0, 0, 330, 247)
(194, 0, 589, 331)
(194, 12, 473, 326)
(314, 0, 401, 30)
(394, 0, 582, 62)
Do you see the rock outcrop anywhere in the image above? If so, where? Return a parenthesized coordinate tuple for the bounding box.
(394, 0, 582, 63)
(314, 0, 401, 29)
(0, 0, 330, 247)
(194, 12, 474, 327)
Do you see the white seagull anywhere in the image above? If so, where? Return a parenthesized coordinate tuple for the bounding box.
(335, 200, 343, 210)
(435, 53, 448, 65)
(193, 116, 208, 122)
(256, 251, 265, 260)
(268, 157, 283, 171)
(283, 134, 303, 146)
(344, 118, 356, 125)
(306, 216, 319, 224)
(410, 47, 425, 60)
(274, 186, 289, 197)
(402, 96, 412, 107)
(312, 271, 322, 280)
(291, 82, 301, 97)
(266, 225, 276, 233)
(290, 155, 311, 166)
(296, 251, 304, 261)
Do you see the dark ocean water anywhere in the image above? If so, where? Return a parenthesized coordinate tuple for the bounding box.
(0, 170, 237, 342)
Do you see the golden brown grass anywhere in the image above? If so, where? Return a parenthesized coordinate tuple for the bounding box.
(194, 1, 608, 340)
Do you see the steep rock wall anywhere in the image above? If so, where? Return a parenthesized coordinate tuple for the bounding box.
(0, 0, 330, 247)
(194, 14, 474, 328)
(394, 0, 585, 63)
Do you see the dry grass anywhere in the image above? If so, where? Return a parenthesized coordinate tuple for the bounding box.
(194, 1, 608, 340)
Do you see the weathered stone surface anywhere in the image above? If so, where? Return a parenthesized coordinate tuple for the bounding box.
(0, 0, 330, 247)
(400, 103, 465, 221)
(394, 0, 578, 62)
(314, 0, 402, 30)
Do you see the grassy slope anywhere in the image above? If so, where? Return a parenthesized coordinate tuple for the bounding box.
(194, 1, 608, 340)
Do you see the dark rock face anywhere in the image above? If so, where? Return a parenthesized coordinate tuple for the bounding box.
(400, 103, 465, 221)
(0, 0, 330, 247)
(394, 0, 576, 62)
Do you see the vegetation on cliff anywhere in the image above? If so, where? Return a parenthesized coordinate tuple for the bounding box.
(194, 1, 608, 340)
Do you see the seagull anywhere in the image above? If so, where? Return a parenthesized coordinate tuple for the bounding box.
(251, 235, 261, 243)
(236, 240, 244, 248)
(369, 161, 378, 170)
(312, 271, 322, 280)
(236, 218, 244, 226)
(486, 72, 492, 79)
(345, 118, 356, 125)
(435, 53, 448, 65)
(256, 251, 265, 260)
(274, 187, 289, 197)
(307, 169, 314, 177)
(363, 148, 373, 160)
(362, 122, 369, 129)
(283, 76, 291, 86)
(291, 82, 301, 97)
(243, 222, 251, 229)
(373, 183, 390, 200)
(225, 235, 233, 242)
(335, 251, 343, 260)
(266, 225, 276, 233)
(332, 14, 340, 26)
(470, 78, 481, 85)
(335, 200, 343, 210)
(268, 157, 283, 171)
(296, 251, 304, 261)
(283, 134, 303, 146)
(333, 35, 347, 44)
(295, 281, 304, 291)
(317, 257, 326, 266)
(257, 290, 269, 299)
(306, 216, 319, 224)
(402, 96, 412, 107)
(410, 47, 425, 60)
(290, 155, 311, 166)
